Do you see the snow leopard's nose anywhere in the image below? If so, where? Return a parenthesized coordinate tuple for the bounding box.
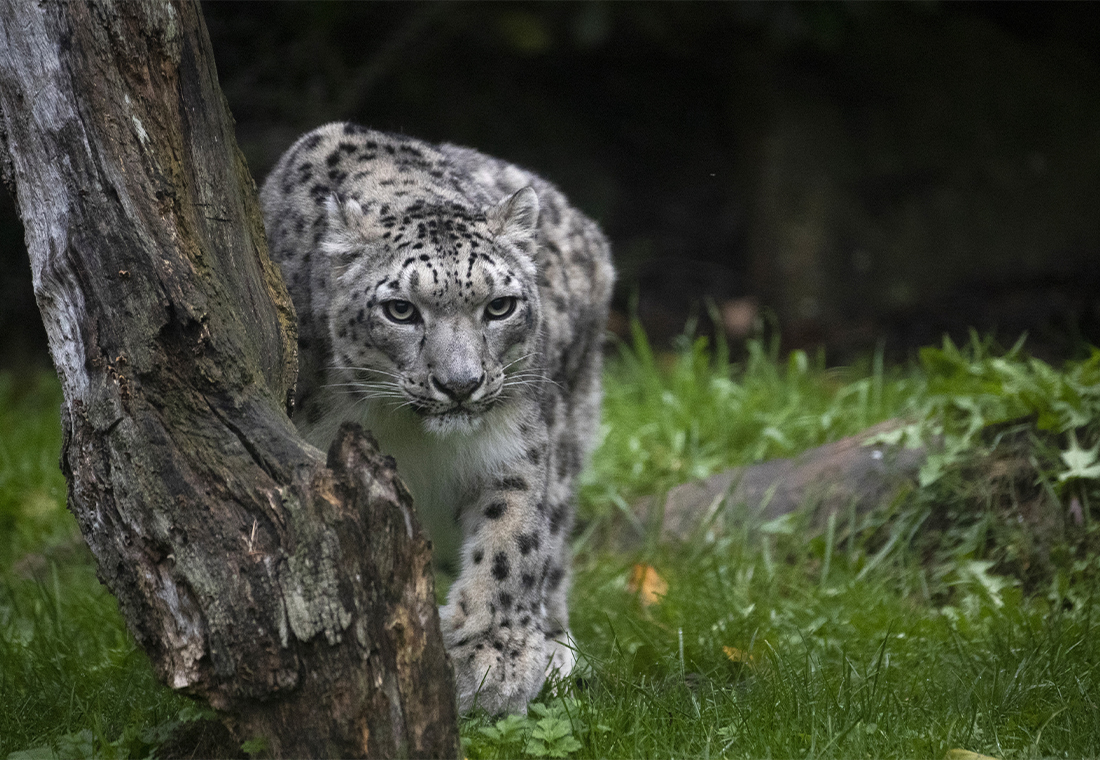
(431, 372, 484, 402)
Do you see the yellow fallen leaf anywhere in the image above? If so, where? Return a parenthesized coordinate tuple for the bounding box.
(945, 750, 999, 760)
(626, 563, 668, 606)
(722, 645, 754, 664)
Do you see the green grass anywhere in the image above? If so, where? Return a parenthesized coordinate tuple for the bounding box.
(0, 375, 194, 759)
(2, 333, 1099, 758)
(0, 373, 70, 566)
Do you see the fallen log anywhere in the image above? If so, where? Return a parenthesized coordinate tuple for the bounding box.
(633, 419, 929, 544)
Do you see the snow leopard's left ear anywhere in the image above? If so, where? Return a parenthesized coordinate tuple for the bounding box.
(486, 186, 539, 245)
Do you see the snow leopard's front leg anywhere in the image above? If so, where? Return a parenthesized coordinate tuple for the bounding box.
(439, 426, 573, 715)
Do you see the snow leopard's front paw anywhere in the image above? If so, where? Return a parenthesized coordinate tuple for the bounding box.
(441, 604, 568, 714)
(450, 636, 545, 715)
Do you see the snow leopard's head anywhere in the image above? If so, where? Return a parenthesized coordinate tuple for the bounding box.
(322, 187, 543, 436)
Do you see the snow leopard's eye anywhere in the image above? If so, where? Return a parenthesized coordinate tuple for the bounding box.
(485, 297, 517, 320)
(383, 300, 419, 324)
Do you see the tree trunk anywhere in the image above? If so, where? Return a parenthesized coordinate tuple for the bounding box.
(0, 1, 458, 756)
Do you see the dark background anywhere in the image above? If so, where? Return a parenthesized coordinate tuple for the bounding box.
(3, 1, 1099, 371)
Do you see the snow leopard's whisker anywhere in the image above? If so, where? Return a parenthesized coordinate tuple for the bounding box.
(383, 396, 425, 415)
(369, 398, 410, 413)
(504, 372, 565, 391)
(324, 385, 405, 401)
(328, 365, 406, 382)
(326, 381, 408, 406)
(322, 381, 396, 390)
(343, 389, 409, 414)
(505, 370, 553, 379)
(328, 365, 404, 381)
(353, 394, 407, 405)
(323, 380, 400, 392)
(501, 352, 537, 372)
(357, 392, 407, 405)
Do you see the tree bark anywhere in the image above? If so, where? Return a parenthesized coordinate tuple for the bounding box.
(0, 1, 458, 756)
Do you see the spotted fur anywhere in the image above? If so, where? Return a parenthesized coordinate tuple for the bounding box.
(260, 123, 614, 714)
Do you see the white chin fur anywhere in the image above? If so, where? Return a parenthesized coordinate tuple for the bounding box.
(422, 411, 483, 437)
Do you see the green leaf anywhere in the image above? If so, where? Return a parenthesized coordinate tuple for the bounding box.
(240, 737, 269, 757)
(521, 709, 582, 758)
(531, 717, 570, 743)
(525, 739, 551, 758)
(958, 560, 1016, 608)
(1059, 432, 1100, 483)
(479, 713, 528, 745)
(6, 747, 58, 760)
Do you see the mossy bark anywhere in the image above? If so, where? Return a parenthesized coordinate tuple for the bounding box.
(0, 0, 458, 756)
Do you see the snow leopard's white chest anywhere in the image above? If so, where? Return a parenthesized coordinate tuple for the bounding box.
(354, 399, 530, 567)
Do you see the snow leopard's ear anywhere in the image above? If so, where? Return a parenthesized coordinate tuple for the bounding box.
(486, 186, 540, 246)
(322, 194, 382, 272)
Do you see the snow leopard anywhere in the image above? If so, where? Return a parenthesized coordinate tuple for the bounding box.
(260, 122, 614, 714)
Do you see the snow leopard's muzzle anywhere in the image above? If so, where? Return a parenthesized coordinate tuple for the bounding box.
(402, 316, 511, 427)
